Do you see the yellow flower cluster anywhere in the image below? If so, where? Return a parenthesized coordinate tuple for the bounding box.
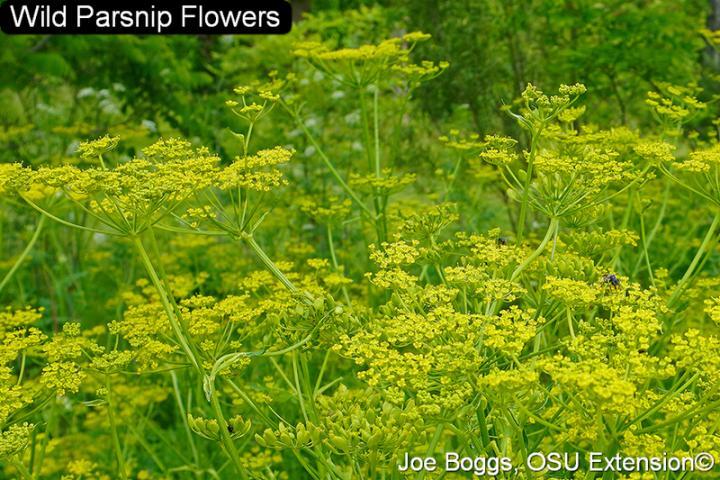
(109, 301, 177, 369)
(633, 140, 676, 165)
(675, 144, 720, 174)
(298, 195, 352, 223)
(76, 135, 119, 161)
(645, 83, 706, 127)
(336, 284, 481, 414)
(294, 32, 442, 87)
(483, 306, 538, 357)
(29, 138, 221, 234)
(349, 170, 416, 196)
(705, 297, 720, 326)
(0, 422, 33, 459)
(543, 276, 598, 307)
(0, 163, 29, 196)
(216, 147, 293, 192)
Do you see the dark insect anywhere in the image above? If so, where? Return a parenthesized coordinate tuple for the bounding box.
(496, 237, 508, 246)
(227, 424, 234, 433)
(602, 273, 621, 288)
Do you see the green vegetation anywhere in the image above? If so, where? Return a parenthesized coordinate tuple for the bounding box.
(1, 2, 720, 478)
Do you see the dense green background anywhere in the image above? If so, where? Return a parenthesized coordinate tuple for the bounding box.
(1, 0, 716, 157)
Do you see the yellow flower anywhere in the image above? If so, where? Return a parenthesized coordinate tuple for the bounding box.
(216, 146, 293, 192)
(0, 423, 33, 459)
(76, 134, 119, 160)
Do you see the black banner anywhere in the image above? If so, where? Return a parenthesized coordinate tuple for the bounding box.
(0, 0, 292, 34)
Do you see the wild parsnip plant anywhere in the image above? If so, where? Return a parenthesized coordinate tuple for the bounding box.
(2, 21, 720, 480)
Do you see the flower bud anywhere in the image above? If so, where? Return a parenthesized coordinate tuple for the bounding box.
(263, 429, 278, 448)
(329, 434, 349, 452)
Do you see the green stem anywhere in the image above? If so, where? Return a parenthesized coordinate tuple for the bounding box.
(17, 352, 26, 385)
(633, 182, 669, 278)
(313, 350, 331, 398)
(32, 398, 57, 477)
(327, 225, 351, 305)
(292, 352, 310, 423)
(566, 308, 576, 340)
(639, 396, 720, 434)
(626, 372, 698, 429)
(444, 155, 464, 199)
(242, 234, 315, 304)
(243, 122, 254, 157)
(286, 107, 373, 217)
(0, 215, 46, 294)
(372, 86, 382, 179)
(611, 186, 636, 269)
(21, 194, 118, 235)
(668, 212, 720, 307)
(639, 208, 655, 286)
(11, 457, 33, 480)
(171, 371, 200, 472)
(131, 236, 200, 372)
(476, 400, 491, 451)
(227, 379, 275, 427)
(516, 128, 541, 241)
(360, 88, 386, 243)
(417, 423, 444, 480)
(126, 422, 167, 472)
(511, 218, 559, 281)
(105, 376, 128, 480)
(209, 391, 250, 480)
(371, 86, 387, 242)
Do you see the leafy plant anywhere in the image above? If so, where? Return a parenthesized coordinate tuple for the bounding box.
(1, 6, 720, 480)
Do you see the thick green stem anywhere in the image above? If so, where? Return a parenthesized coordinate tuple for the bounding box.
(0, 215, 46, 294)
(476, 399, 491, 451)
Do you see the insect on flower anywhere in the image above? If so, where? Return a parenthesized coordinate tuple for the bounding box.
(227, 424, 234, 433)
(602, 273, 621, 288)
